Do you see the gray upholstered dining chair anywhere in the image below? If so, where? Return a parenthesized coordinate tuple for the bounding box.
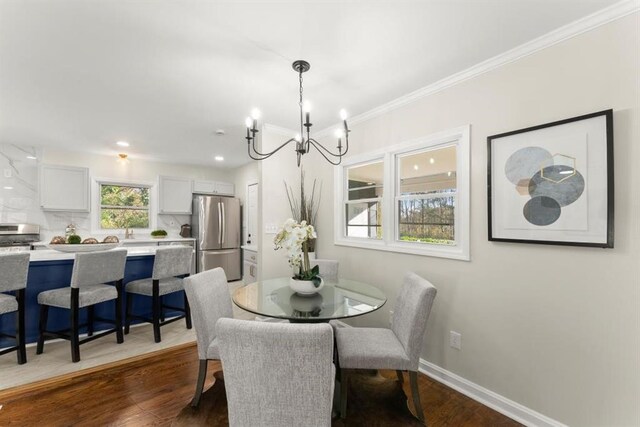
(183, 267, 232, 407)
(0, 253, 30, 364)
(312, 259, 339, 282)
(37, 249, 127, 363)
(335, 272, 437, 422)
(217, 318, 335, 427)
(125, 246, 193, 343)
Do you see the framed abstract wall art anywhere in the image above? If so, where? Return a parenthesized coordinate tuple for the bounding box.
(487, 110, 614, 248)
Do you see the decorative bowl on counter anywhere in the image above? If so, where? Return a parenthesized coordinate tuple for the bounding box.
(46, 243, 120, 253)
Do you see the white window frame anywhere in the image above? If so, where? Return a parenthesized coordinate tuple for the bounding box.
(91, 178, 157, 234)
(334, 125, 470, 261)
(343, 158, 385, 241)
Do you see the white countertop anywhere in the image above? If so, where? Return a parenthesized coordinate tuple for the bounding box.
(29, 244, 193, 262)
(32, 237, 195, 247)
(241, 244, 258, 252)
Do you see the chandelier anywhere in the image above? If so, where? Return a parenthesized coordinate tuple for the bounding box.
(244, 60, 350, 166)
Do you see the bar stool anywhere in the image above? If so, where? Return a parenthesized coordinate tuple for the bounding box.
(124, 246, 193, 343)
(36, 249, 127, 363)
(0, 253, 30, 364)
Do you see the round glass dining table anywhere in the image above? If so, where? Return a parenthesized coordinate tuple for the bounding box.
(233, 277, 387, 323)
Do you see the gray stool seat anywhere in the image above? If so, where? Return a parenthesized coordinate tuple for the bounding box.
(0, 252, 30, 364)
(336, 327, 411, 370)
(126, 277, 184, 296)
(124, 246, 193, 343)
(0, 293, 18, 314)
(38, 284, 117, 309)
(36, 249, 127, 363)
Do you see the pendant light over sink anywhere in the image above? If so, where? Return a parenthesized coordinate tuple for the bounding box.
(244, 60, 350, 167)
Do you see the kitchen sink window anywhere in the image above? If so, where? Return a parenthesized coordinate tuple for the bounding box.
(99, 183, 150, 229)
(334, 125, 470, 260)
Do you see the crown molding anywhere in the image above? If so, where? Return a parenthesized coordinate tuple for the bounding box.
(319, 0, 639, 133)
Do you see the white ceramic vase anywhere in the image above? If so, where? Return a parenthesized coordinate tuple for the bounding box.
(289, 277, 324, 296)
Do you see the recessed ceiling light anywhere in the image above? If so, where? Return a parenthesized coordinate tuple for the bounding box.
(116, 141, 130, 147)
(26, 155, 37, 160)
(366, 182, 374, 185)
(447, 171, 452, 177)
(215, 129, 225, 136)
(3, 186, 13, 190)
(429, 158, 435, 164)
(413, 164, 419, 171)
(215, 155, 224, 161)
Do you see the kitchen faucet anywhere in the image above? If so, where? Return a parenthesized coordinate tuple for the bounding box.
(125, 228, 134, 239)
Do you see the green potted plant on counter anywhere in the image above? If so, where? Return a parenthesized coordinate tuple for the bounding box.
(274, 218, 323, 296)
(150, 229, 168, 239)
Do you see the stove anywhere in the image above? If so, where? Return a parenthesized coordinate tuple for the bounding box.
(0, 224, 40, 252)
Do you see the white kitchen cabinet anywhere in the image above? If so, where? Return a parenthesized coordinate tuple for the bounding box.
(158, 176, 193, 214)
(40, 165, 90, 212)
(215, 181, 234, 195)
(193, 179, 234, 196)
(243, 248, 258, 284)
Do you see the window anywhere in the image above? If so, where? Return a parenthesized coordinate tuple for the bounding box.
(334, 125, 470, 260)
(396, 146, 457, 245)
(345, 161, 384, 239)
(99, 184, 150, 229)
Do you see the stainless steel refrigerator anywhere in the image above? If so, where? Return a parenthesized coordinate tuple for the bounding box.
(192, 195, 242, 280)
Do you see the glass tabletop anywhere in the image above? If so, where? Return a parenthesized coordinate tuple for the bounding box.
(233, 277, 387, 322)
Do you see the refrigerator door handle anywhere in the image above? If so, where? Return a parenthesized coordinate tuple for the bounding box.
(221, 201, 225, 245)
(218, 201, 222, 245)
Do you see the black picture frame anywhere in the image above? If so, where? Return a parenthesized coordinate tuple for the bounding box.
(487, 109, 614, 248)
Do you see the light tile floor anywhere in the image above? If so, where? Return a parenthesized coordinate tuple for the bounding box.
(0, 281, 254, 390)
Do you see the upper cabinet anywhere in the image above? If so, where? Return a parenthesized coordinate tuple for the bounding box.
(158, 175, 193, 214)
(40, 165, 90, 212)
(193, 179, 234, 196)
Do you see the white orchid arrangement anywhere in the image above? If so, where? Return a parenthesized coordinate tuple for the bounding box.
(273, 218, 321, 286)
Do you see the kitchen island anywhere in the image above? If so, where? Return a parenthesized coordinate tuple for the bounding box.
(0, 245, 193, 347)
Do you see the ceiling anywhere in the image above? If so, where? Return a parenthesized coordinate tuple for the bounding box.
(0, 0, 618, 169)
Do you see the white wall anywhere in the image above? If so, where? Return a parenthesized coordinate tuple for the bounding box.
(260, 14, 640, 426)
(0, 147, 236, 240)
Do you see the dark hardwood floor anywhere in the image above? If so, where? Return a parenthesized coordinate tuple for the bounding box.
(0, 343, 521, 426)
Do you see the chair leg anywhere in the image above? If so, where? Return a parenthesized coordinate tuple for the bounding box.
(115, 280, 124, 344)
(190, 359, 208, 408)
(70, 290, 81, 363)
(409, 371, 425, 423)
(36, 304, 49, 355)
(124, 293, 132, 335)
(16, 289, 26, 364)
(184, 292, 192, 330)
(152, 281, 161, 343)
(340, 368, 349, 419)
(160, 296, 165, 322)
(396, 369, 404, 384)
(87, 305, 94, 337)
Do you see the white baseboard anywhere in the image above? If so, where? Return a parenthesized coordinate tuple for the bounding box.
(418, 359, 567, 427)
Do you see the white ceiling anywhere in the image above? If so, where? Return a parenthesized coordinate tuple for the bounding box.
(0, 0, 618, 168)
